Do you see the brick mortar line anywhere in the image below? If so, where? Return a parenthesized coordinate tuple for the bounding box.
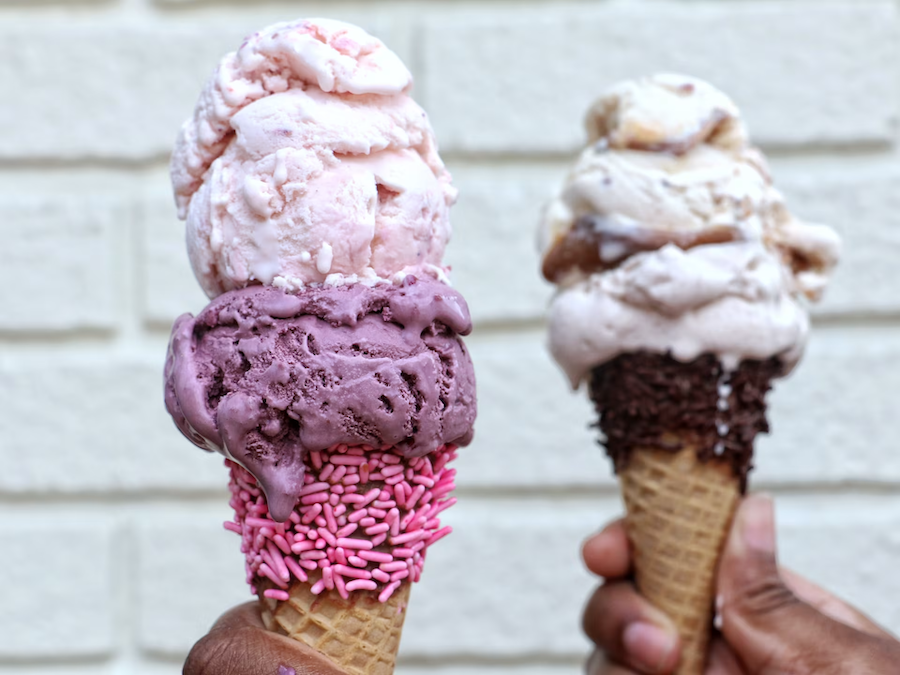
(0, 482, 899, 507)
(2, 313, 900, 350)
(0, 141, 895, 173)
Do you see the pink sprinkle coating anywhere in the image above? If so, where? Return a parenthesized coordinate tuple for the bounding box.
(227, 443, 458, 603)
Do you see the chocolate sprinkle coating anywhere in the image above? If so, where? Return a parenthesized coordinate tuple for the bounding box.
(588, 352, 783, 492)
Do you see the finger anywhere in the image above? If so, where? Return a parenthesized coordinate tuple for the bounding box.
(585, 651, 640, 675)
(704, 637, 744, 675)
(583, 581, 680, 674)
(184, 602, 346, 675)
(583, 518, 631, 579)
(780, 567, 894, 639)
(717, 494, 897, 674)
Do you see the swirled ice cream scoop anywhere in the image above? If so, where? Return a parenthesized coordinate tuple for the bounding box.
(540, 75, 841, 387)
(171, 18, 456, 297)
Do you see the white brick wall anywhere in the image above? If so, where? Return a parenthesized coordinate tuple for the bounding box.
(1, 1, 898, 673)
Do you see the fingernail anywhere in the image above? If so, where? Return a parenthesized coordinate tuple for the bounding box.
(740, 494, 776, 554)
(622, 621, 677, 673)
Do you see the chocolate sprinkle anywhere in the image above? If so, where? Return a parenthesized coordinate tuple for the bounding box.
(588, 352, 783, 492)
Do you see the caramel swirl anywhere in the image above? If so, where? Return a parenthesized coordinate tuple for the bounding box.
(541, 215, 741, 283)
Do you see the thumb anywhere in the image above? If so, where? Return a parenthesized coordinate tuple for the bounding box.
(716, 494, 874, 674)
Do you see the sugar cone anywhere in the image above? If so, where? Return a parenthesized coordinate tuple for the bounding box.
(620, 444, 741, 675)
(258, 575, 411, 675)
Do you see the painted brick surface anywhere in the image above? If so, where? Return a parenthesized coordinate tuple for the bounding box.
(0, 16, 401, 161)
(136, 508, 251, 656)
(446, 164, 561, 324)
(0, 195, 119, 333)
(0, 354, 227, 493)
(139, 187, 211, 326)
(0, 0, 897, 672)
(421, 3, 898, 154)
(776, 162, 900, 317)
(0, 518, 115, 658)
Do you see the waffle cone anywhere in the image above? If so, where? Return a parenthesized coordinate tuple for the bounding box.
(258, 576, 411, 675)
(620, 444, 741, 675)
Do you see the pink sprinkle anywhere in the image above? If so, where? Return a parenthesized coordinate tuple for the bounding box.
(381, 465, 404, 477)
(319, 463, 335, 481)
(284, 556, 309, 583)
(301, 493, 329, 505)
(358, 550, 393, 564)
(329, 493, 340, 506)
(301, 503, 323, 524)
(391, 530, 428, 545)
(359, 517, 377, 527)
(393, 548, 414, 558)
(299, 559, 318, 571)
(273, 535, 291, 555)
(378, 581, 402, 603)
(348, 509, 368, 523)
(318, 529, 337, 547)
(336, 523, 358, 538)
(372, 569, 391, 583)
(368, 508, 387, 518)
(369, 473, 384, 482)
(393, 484, 406, 503)
(382, 454, 400, 465)
(413, 476, 435, 488)
(291, 540, 315, 554)
(259, 564, 287, 589)
(343, 474, 361, 485)
(365, 523, 390, 536)
(380, 561, 407, 573)
(331, 455, 367, 466)
(246, 517, 273, 529)
(373, 500, 396, 509)
(341, 494, 365, 504)
(360, 464, 370, 483)
(267, 543, 290, 582)
(385, 473, 405, 486)
(323, 566, 335, 590)
(333, 564, 372, 580)
(299, 482, 331, 497)
(310, 450, 323, 470)
(264, 589, 290, 601)
(406, 485, 427, 510)
(426, 526, 453, 547)
(335, 547, 348, 565)
(336, 538, 373, 550)
(348, 556, 367, 568)
(360, 488, 380, 507)
(346, 579, 377, 592)
(300, 550, 327, 560)
(310, 579, 326, 594)
(315, 537, 328, 549)
(324, 504, 338, 533)
(334, 572, 349, 600)
(289, 511, 301, 524)
(224, 521, 242, 534)
(390, 569, 409, 582)
(371, 533, 388, 547)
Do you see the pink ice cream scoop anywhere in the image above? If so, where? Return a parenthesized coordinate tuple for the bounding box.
(170, 18, 457, 298)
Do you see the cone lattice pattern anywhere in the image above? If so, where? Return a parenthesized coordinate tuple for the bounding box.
(259, 579, 411, 675)
(620, 446, 740, 675)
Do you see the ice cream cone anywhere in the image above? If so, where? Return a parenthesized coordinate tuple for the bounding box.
(589, 352, 781, 674)
(620, 445, 740, 675)
(259, 575, 411, 675)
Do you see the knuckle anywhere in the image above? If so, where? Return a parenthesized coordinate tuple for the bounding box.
(733, 571, 800, 619)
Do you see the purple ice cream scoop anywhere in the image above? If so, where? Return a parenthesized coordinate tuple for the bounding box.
(164, 277, 477, 521)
